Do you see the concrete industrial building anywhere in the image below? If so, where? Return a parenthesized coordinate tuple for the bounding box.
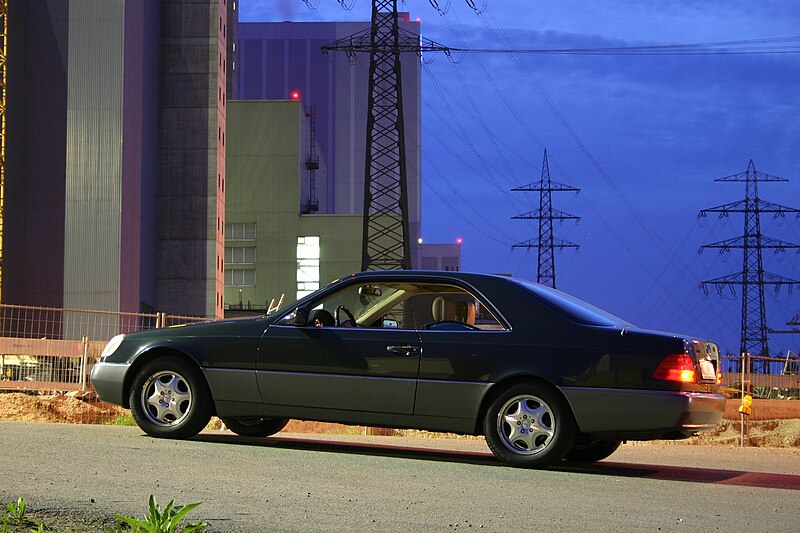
(224, 15, 459, 308)
(3, 3, 458, 323)
(235, 17, 422, 250)
(4, 0, 232, 319)
(224, 100, 361, 311)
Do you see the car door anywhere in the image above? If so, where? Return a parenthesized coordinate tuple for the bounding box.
(411, 288, 511, 420)
(257, 320, 421, 415)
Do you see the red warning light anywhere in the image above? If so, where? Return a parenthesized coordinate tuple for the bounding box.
(290, 90, 301, 100)
(456, 237, 463, 245)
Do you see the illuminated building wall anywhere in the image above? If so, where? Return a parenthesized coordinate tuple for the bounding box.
(224, 100, 361, 313)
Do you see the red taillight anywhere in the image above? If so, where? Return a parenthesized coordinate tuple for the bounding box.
(716, 371, 722, 385)
(652, 353, 696, 383)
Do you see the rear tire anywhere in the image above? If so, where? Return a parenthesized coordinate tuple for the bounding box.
(221, 417, 289, 437)
(564, 438, 621, 463)
(129, 356, 212, 439)
(483, 382, 576, 468)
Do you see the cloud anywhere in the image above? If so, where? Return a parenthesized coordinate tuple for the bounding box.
(276, 0, 296, 21)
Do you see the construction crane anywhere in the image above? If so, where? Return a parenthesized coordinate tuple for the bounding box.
(0, 0, 6, 301)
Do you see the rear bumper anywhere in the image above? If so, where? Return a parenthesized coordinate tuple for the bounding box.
(90, 362, 130, 406)
(562, 387, 726, 441)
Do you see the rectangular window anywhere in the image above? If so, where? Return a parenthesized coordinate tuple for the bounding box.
(226, 223, 256, 240)
(225, 246, 256, 264)
(226, 269, 255, 286)
(297, 236, 320, 300)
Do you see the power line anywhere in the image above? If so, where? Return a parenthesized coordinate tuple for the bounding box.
(434, 34, 800, 56)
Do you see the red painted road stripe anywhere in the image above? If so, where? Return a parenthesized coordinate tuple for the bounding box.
(584, 461, 800, 490)
(263, 436, 800, 490)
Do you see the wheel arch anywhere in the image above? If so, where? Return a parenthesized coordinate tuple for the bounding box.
(473, 374, 574, 435)
(122, 347, 216, 415)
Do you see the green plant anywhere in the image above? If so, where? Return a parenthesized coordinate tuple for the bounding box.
(110, 495, 206, 533)
(6, 497, 26, 523)
(104, 414, 137, 426)
(2, 498, 56, 533)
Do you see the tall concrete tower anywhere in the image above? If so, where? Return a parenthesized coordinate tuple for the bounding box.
(4, 0, 230, 319)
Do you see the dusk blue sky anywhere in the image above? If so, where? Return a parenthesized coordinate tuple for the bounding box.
(242, 1, 800, 357)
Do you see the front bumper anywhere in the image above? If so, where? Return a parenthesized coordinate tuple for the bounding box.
(563, 387, 727, 440)
(90, 362, 131, 407)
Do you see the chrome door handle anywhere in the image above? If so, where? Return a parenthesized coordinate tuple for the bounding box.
(386, 345, 420, 356)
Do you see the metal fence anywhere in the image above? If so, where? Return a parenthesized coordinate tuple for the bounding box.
(719, 353, 800, 400)
(0, 304, 206, 396)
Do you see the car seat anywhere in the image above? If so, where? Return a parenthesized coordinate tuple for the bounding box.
(431, 296, 456, 322)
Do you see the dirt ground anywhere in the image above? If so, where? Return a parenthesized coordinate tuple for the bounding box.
(0, 392, 125, 424)
(1, 391, 798, 446)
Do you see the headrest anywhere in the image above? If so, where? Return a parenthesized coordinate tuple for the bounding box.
(432, 296, 456, 321)
(456, 302, 476, 325)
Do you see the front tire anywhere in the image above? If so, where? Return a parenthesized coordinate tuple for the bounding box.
(129, 356, 212, 439)
(221, 417, 289, 437)
(564, 438, 621, 463)
(483, 382, 576, 468)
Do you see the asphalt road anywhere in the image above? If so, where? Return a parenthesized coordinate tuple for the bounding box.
(2, 422, 799, 532)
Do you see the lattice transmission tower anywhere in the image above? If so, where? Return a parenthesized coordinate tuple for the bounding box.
(512, 150, 579, 288)
(699, 160, 800, 368)
(323, 1, 449, 270)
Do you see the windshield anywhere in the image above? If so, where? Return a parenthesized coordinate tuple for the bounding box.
(513, 279, 633, 327)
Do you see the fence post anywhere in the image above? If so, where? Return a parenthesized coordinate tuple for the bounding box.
(80, 336, 88, 392)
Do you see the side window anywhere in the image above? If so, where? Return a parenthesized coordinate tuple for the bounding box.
(276, 281, 506, 331)
(389, 286, 506, 331)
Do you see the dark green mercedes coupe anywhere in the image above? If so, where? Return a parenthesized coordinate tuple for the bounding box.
(91, 271, 726, 468)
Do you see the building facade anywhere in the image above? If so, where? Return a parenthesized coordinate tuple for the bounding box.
(156, 0, 229, 318)
(4, 0, 228, 319)
(235, 18, 422, 250)
(225, 100, 360, 312)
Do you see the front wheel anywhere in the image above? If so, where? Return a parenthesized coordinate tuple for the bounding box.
(564, 438, 621, 463)
(129, 356, 212, 439)
(221, 417, 290, 437)
(483, 383, 576, 468)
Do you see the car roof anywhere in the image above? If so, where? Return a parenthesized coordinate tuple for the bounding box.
(338, 270, 516, 283)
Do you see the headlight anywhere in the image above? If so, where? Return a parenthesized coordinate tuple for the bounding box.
(100, 334, 125, 361)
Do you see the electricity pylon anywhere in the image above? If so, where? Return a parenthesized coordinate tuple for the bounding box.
(322, 1, 448, 270)
(699, 160, 800, 369)
(512, 150, 579, 288)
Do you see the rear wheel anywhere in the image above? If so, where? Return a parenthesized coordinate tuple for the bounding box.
(221, 417, 289, 437)
(564, 438, 621, 463)
(129, 356, 212, 439)
(483, 382, 576, 468)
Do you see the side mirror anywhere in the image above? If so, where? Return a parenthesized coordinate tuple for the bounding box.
(293, 307, 309, 327)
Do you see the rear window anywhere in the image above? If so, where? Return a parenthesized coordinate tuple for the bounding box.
(513, 279, 633, 327)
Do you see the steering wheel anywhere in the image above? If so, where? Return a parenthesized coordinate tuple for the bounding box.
(422, 320, 480, 331)
(335, 305, 357, 327)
